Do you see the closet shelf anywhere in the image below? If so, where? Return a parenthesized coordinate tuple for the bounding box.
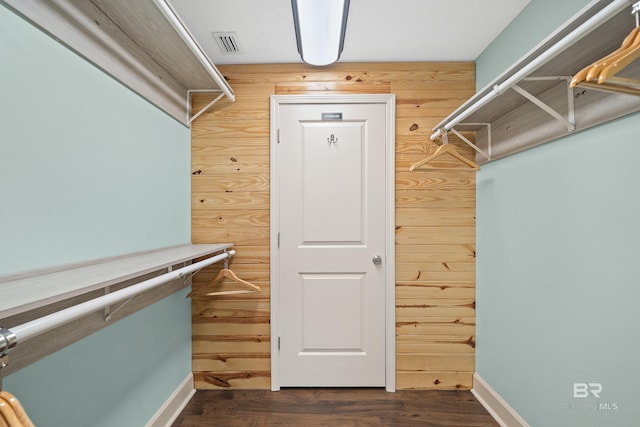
(1, 0, 234, 126)
(432, 0, 640, 164)
(0, 243, 232, 319)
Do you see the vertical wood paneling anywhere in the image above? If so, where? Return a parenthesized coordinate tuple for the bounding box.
(191, 62, 476, 390)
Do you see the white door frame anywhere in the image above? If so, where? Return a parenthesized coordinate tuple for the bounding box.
(269, 94, 396, 392)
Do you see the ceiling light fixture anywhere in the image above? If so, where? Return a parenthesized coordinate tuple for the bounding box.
(291, 0, 350, 66)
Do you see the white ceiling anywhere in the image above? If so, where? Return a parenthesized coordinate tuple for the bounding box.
(169, 0, 531, 65)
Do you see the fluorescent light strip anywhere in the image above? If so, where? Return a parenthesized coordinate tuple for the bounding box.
(292, 0, 350, 66)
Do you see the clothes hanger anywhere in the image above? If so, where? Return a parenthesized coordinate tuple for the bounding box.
(0, 397, 22, 427)
(0, 392, 35, 427)
(409, 133, 480, 172)
(586, 4, 640, 83)
(570, 26, 640, 87)
(202, 268, 261, 296)
(187, 257, 261, 298)
(586, 29, 640, 82)
(571, 3, 640, 95)
(597, 29, 640, 83)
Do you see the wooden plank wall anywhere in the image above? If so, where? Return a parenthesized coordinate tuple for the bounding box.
(190, 62, 476, 390)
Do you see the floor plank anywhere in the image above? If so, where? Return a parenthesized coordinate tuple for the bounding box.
(172, 388, 499, 426)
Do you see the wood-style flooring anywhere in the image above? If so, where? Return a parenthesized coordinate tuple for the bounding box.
(171, 388, 499, 427)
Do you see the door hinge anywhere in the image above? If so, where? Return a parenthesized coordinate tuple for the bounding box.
(277, 128, 280, 144)
(277, 232, 280, 248)
(278, 337, 281, 350)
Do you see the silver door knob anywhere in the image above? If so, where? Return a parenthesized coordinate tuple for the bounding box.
(372, 255, 383, 265)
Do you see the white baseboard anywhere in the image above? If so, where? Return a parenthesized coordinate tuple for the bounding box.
(472, 373, 530, 427)
(146, 373, 196, 427)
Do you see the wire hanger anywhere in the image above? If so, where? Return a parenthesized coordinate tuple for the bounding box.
(570, 2, 640, 96)
(409, 131, 480, 172)
(187, 255, 260, 298)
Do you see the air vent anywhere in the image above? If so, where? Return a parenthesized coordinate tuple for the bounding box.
(212, 32, 243, 54)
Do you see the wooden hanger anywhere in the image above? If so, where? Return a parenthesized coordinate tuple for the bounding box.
(580, 27, 640, 96)
(409, 142, 480, 172)
(0, 397, 21, 427)
(0, 392, 35, 427)
(571, 4, 640, 96)
(570, 27, 640, 87)
(203, 268, 261, 296)
(586, 28, 639, 82)
(187, 267, 261, 298)
(597, 28, 640, 83)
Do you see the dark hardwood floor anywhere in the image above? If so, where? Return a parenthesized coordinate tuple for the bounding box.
(172, 388, 499, 426)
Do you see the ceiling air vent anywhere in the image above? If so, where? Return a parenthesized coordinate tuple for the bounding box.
(212, 32, 243, 54)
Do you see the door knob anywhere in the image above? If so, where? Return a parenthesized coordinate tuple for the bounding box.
(372, 255, 383, 266)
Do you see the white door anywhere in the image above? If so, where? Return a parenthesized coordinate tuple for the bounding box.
(271, 95, 394, 388)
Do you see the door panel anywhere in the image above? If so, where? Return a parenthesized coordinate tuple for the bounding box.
(301, 273, 364, 351)
(276, 101, 387, 387)
(301, 121, 365, 243)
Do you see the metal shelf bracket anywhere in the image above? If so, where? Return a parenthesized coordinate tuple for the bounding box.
(448, 123, 492, 161)
(512, 77, 576, 132)
(187, 90, 225, 124)
(0, 354, 8, 390)
(103, 284, 138, 322)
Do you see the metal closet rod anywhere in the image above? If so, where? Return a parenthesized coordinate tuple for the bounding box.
(153, 0, 235, 103)
(430, 0, 634, 141)
(0, 250, 235, 357)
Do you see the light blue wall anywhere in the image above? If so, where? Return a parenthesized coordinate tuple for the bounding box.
(475, 1, 640, 426)
(477, 113, 640, 426)
(0, 5, 190, 275)
(1, 4, 192, 426)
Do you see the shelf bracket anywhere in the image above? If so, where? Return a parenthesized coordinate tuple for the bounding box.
(103, 285, 138, 322)
(187, 90, 225, 125)
(0, 354, 8, 390)
(178, 261, 201, 284)
(448, 123, 492, 161)
(104, 296, 136, 322)
(103, 260, 199, 321)
(179, 249, 232, 285)
(224, 249, 230, 270)
(512, 79, 575, 132)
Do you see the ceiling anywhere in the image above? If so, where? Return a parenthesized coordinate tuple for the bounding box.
(169, 0, 532, 65)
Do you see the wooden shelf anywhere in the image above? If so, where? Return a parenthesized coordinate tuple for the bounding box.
(0, 243, 232, 319)
(1, 0, 234, 125)
(433, 0, 640, 163)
